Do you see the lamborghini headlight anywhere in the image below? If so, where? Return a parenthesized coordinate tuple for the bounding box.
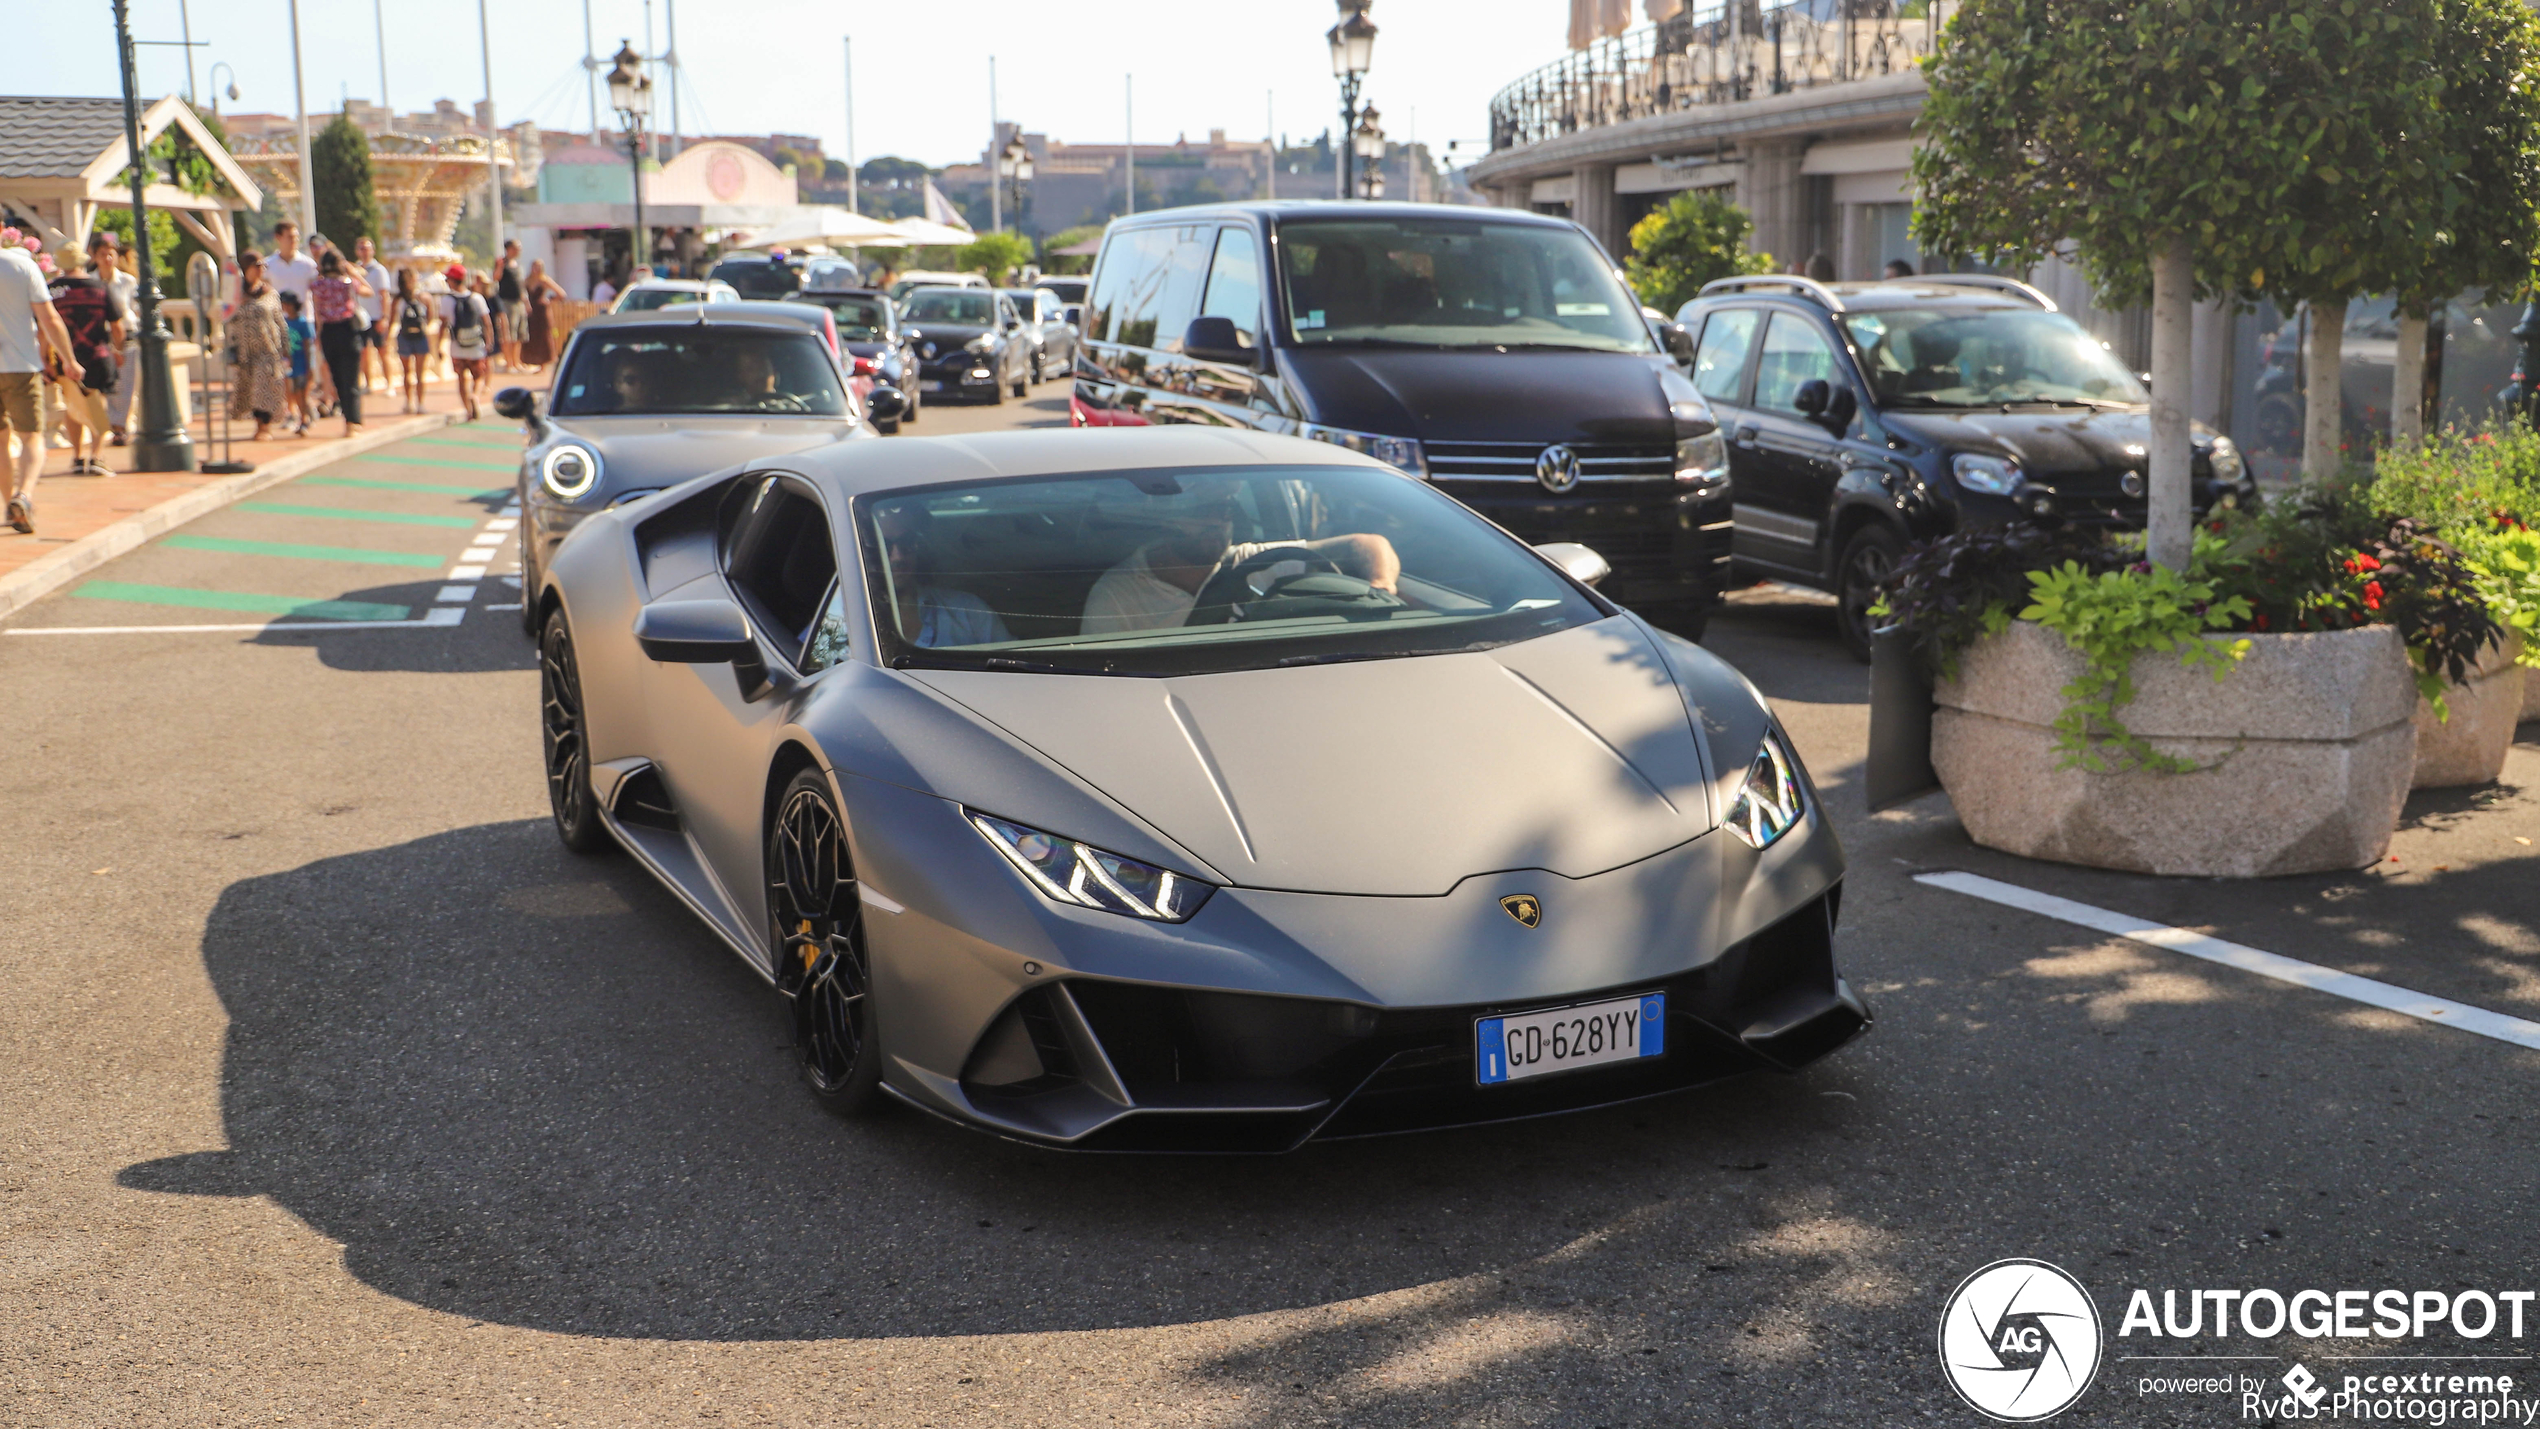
(1726, 729, 1807, 850)
(968, 811, 1215, 922)
(541, 444, 601, 500)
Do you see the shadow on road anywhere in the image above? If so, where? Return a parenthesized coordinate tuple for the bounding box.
(250, 582, 536, 675)
(121, 819, 1878, 1343)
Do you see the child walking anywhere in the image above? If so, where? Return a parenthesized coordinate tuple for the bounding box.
(279, 290, 314, 435)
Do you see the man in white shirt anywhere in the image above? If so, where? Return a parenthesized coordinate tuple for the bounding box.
(2, 241, 80, 533)
(87, 232, 139, 444)
(1079, 480, 1400, 634)
(265, 221, 317, 305)
(590, 274, 618, 309)
(354, 236, 392, 394)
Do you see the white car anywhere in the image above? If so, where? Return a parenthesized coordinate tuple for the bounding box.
(609, 279, 743, 314)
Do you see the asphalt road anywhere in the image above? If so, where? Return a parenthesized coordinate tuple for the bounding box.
(3, 377, 2536, 1427)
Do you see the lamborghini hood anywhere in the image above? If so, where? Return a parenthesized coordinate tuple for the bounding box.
(903, 617, 1718, 896)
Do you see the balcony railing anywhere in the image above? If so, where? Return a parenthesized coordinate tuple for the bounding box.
(1487, 0, 1952, 153)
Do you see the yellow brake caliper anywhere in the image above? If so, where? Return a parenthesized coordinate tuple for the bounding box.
(798, 919, 820, 973)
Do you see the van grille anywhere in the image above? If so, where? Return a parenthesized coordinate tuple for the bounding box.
(1425, 440, 1675, 483)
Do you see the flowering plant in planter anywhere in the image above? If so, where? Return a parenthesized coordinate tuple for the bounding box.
(2371, 427, 2540, 677)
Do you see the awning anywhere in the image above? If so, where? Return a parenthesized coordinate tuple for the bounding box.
(723, 206, 910, 251)
(888, 217, 979, 247)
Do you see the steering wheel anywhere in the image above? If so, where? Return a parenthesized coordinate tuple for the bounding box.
(1185, 546, 1402, 626)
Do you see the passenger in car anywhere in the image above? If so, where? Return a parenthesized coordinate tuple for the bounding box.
(876, 506, 1013, 648)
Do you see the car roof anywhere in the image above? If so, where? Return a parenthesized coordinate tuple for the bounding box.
(777, 428, 1389, 501)
(572, 306, 829, 333)
(799, 285, 887, 298)
(1680, 275, 2052, 318)
(1104, 199, 1580, 232)
(625, 278, 723, 290)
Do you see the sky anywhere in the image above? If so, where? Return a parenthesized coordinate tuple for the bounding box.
(11, 0, 1564, 172)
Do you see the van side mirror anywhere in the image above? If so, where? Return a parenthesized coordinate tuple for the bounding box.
(868, 386, 907, 423)
(1793, 379, 1831, 416)
(1183, 315, 1254, 366)
(1532, 542, 1612, 588)
(1659, 321, 1695, 365)
(493, 387, 538, 421)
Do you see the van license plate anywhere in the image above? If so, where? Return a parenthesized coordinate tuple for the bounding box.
(1476, 992, 1665, 1084)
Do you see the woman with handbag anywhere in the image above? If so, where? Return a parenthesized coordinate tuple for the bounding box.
(225, 251, 290, 442)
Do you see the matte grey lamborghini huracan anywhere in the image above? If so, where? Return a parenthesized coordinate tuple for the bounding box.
(533, 427, 1869, 1151)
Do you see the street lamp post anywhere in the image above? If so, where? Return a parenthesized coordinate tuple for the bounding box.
(1326, 0, 1377, 200)
(607, 42, 652, 280)
(110, 0, 195, 472)
(207, 62, 238, 116)
(1352, 106, 1386, 200)
(998, 136, 1034, 238)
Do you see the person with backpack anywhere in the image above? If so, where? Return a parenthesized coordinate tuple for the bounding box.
(45, 243, 125, 476)
(390, 268, 432, 415)
(438, 264, 491, 422)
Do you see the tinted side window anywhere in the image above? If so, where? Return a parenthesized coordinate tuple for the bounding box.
(1755, 311, 1838, 414)
(1199, 228, 1264, 346)
(1118, 226, 1210, 353)
(725, 478, 839, 661)
(1085, 228, 1157, 343)
(1692, 309, 1758, 402)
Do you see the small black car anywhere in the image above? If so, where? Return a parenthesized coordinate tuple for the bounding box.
(706, 253, 803, 300)
(901, 285, 1031, 403)
(793, 284, 923, 432)
(1673, 275, 2256, 658)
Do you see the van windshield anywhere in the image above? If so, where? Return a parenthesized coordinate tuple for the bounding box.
(856, 464, 1604, 677)
(1276, 218, 1655, 353)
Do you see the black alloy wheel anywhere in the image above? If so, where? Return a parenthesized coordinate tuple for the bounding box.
(770, 769, 884, 1115)
(540, 610, 611, 853)
(1835, 524, 1906, 664)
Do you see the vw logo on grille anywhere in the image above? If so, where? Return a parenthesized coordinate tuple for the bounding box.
(2120, 469, 2145, 498)
(1535, 444, 1581, 493)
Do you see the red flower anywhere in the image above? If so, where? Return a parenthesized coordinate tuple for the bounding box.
(2362, 581, 2385, 611)
(2344, 551, 2383, 574)
(2253, 613, 2271, 632)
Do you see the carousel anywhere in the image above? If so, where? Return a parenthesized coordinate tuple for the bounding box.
(229, 131, 511, 264)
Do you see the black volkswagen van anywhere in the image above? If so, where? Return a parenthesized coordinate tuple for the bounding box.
(1072, 202, 1733, 627)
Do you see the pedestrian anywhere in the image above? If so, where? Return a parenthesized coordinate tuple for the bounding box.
(265, 220, 317, 308)
(493, 239, 525, 371)
(88, 232, 137, 447)
(225, 249, 290, 442)
(354, 236, 392, 394)
(1802, 252, 1836, 282)
(279, 289, 314, 434)
(309, 249, 369, 435)
(389, 267, 433, 415)
(1883, 258, 1916, 279)
(3, 233, 81, 533)
(439, 263, 491, 421)
(44, 243, 124, 476)
(518, 259, 565, 372)
(590, 268, 618, 309)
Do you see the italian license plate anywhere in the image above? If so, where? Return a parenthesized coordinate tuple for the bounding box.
(1476, 992, 1665, 1085)
(920, 379, 945, 392)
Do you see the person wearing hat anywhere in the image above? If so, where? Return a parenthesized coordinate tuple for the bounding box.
(437, 264, 492, 421)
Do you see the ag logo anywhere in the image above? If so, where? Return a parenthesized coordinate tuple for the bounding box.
(1938, 1259, 2102, 1421)
(1499, 894, 1542, 928)
(1534, 444, 1580, 493)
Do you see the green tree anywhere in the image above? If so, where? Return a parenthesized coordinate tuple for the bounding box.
(956, 231, 1033, 286)
(93, 208, 182, 295)
(1041, 225, 1105, 275)
(2384, 0, 2540, 446)
(310, 115, 379, 250)
(1914, 0, 2452, 568)
(1624, 191, 1773, 313)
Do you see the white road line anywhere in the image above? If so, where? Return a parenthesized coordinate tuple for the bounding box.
(449, 563, 489, 580)
(485, 518, 518, 531)
(434, 584, 478, 603)
(6, 607, 467, 636)
(1916, 870, 2540, 1052)
(485, 602, 524, 611)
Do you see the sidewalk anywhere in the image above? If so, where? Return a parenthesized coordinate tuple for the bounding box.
(1, 365, 548, 621)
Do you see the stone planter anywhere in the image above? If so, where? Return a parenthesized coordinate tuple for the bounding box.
(2411, 634, 2525, 788)
(1932, 621, 2416, 877)
(2523, 664, 2540, 723)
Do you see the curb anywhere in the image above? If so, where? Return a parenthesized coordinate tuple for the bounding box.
(0, 411, 462, 623)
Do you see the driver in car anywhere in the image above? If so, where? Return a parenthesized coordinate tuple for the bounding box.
(1080, 479, 1402, 634)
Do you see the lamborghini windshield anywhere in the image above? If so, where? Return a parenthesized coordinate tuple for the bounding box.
(1276, 218, 1656, 353)
(856, 464, 1606, 677)
(1842, 308, 2148, 407)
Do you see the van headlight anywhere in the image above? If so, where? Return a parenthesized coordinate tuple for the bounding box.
(968, 811, 1215, 922)
(1950, 453, 2020, 496)
(1675, 430, 1729, 491)
(1303, 425, 1424, 477)
(541, 444, 601, 500)
(1726, 729, 1807, 850)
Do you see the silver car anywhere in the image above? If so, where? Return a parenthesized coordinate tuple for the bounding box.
(531, 427, 1867, 1151)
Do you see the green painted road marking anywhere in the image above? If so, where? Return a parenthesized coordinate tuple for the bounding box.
(299, 475, 509, 496)
(407, 436, 523, 450)
(74, 581, 411, 621)
(237, 501, 480, 528)
(161, 534, 447, 567)
(355, 453, 519, 472)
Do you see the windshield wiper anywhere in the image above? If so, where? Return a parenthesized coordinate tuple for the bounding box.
(1316, 336, 1453, 349)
